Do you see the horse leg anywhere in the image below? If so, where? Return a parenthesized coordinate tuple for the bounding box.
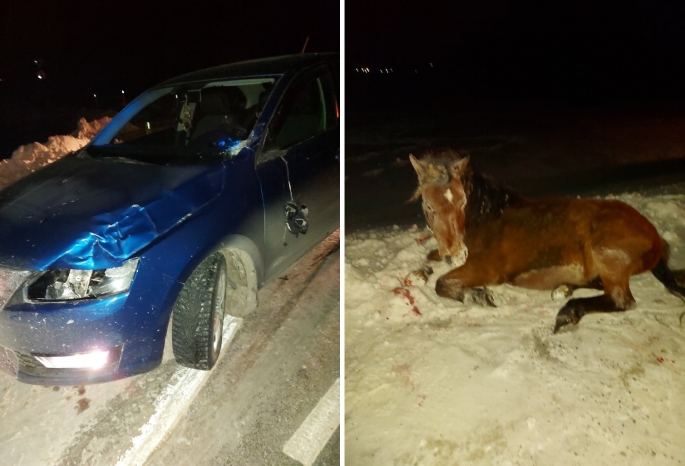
(435, 258, 499, 307)
(551, 277, 604, 302)
(554, 228, 662, 332)
(553, 278, 635, 333)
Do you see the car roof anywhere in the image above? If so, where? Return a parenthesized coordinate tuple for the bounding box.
(154, 53, 338, 88)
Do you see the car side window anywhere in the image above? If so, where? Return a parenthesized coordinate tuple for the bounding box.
(264, 69, 338, 153)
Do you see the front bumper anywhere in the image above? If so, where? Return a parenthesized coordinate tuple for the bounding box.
(0, 344, 132, 385)
(0, 260, 181, 385)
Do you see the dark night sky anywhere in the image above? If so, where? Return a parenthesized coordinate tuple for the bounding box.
(347, 0, 685, 103)
(1, 0, 339, 100)
(347, 1, 508, 64)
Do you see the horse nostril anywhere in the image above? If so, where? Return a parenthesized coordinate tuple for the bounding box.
(444, 255, 452, 264)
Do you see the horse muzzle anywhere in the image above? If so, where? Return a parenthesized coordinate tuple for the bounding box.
(444, 247, 468, 266)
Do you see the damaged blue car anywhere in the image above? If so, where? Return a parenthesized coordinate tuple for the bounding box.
(0, 53, 340, 384)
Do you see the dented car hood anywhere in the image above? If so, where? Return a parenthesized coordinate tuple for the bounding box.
(0, 153, 225, 271)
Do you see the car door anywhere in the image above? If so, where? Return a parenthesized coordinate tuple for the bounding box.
(255, 64, 340, 281)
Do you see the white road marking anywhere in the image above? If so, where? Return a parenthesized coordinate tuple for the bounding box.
(115, 317, 242, 466)
(283, 377, 340, 466)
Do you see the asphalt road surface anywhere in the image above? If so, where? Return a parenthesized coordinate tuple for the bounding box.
(0, 234, 340, 466)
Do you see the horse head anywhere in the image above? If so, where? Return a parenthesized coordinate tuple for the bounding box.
(410, 151, 470, 266)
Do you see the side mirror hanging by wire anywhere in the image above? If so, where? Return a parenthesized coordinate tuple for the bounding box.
(280, 156, 309, 245)
(285, 201, 309, 238)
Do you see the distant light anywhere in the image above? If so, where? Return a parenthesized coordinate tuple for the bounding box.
(175, 94, 178, 98)
(34, 60, 38, 64)
(430, 62, 433, 67)
(355, 68, 359, 72)
(415, 70, 418, 73)
(121, 90, 125, 94)
(380, 69, 383, 73)
(385, 68, 388, 73)
(93, 93, 97, 97)
(146, 122, 151, 130)
(37, 75, 42, 80)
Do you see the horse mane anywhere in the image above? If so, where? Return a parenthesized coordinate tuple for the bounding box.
(461, 168, 524, 228)
(411, 149, 524, 227)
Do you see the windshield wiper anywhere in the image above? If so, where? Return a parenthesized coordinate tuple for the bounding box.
(96, 155, 153, 165)
(78, 148, 155, 164)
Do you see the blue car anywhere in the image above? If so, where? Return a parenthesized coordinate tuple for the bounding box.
(0, 53, 340, 384)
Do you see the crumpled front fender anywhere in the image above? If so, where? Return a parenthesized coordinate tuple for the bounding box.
(47, 167, 226, 270)
(0, 155, 227, 271)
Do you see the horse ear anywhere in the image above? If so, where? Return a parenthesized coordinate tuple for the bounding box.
(409, 154, 426, 180)
(450, 155, 470, 178)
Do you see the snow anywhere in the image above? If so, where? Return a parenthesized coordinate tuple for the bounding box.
(345, 193, 685, 465)
(0, 117, 111, 192)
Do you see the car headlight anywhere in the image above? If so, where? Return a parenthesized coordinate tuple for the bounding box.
(27, 258, 139, 301)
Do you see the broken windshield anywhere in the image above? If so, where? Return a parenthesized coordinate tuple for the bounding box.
(89, 78, 276, 162)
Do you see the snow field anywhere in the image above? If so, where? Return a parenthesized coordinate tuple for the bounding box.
(346, 194, 685, 465)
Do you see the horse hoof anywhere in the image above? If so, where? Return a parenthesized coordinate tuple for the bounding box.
(468, 288, 498, 307)
(551, 285, 572, 302)
(484, 289, 498, 307)
(553, 309, 579, 333)
(553, 318, 570, 333)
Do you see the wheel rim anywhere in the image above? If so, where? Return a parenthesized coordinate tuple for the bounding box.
(212, 264, 227, 356)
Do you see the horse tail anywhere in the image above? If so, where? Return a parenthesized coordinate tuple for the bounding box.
(652, 240, 685, 301)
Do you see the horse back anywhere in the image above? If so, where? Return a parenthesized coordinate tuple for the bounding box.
(464, 197, 663, 287)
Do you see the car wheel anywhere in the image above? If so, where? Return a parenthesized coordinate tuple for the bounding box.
(172, 253, 227, 370)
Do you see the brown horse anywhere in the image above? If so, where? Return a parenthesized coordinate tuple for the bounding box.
(409, 149, 685, 332)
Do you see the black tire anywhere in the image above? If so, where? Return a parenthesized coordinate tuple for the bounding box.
(172, 253, 227, 370)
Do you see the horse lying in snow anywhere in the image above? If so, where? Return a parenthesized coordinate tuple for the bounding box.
(409, 150, 685, 332)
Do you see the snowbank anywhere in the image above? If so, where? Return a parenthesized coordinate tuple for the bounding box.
(71, 116, 111, 140)
(346, 193, 685, 465)
(0, 117, 112, 192)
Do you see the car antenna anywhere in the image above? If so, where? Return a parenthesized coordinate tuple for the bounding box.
(299, 36, 309, 55)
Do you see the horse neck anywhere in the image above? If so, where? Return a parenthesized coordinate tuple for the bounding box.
(463, 171, 522, 227)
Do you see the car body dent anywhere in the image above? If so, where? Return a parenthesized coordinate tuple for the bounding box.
(0, 154, 226, 271)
